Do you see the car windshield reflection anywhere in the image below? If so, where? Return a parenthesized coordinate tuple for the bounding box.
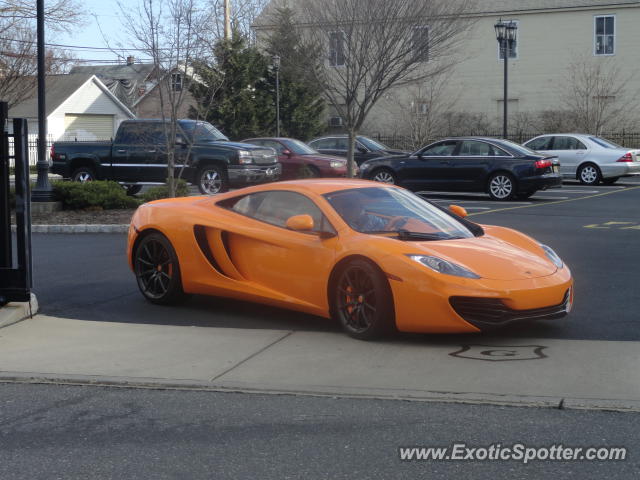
(325, 187, 474, 239)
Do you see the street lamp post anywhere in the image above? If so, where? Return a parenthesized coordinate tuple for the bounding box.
(273, 55, 281, 137)
(31, 0, 55, 203)
(494, 19, 518, 139)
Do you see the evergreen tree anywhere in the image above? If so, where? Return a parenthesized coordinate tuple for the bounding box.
(265, 6, 325, 140)
(190, 30, 273, 140)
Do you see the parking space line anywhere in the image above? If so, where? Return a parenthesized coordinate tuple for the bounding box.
(545, 189, 599, 193)
(468, 185, 640, 216)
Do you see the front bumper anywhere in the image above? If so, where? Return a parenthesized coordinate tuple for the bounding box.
(227, 163, 282, 186)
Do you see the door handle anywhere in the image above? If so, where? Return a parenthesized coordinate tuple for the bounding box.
(116, 149, 127, 154)
(146, 149, 157, 153)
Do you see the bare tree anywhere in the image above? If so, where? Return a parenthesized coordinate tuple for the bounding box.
(206, 0, 269, 43)
(297, 0, 473, 176)
(0, 0, 83, 107)
(120, 0, 216, 196)
(563, 57, 640, 134)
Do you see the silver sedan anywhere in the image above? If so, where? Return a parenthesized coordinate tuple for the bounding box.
(523, 134, 640, 185)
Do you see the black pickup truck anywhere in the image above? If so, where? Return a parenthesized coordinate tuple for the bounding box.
(50, 119, 281, 195)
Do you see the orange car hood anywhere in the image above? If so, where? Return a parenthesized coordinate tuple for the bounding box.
(410, 235, 556, 281)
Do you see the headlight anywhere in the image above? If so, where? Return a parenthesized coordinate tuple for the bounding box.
(330, 161, 345, 168)
(407, 254, 480, 279)
(540, 244, 563, 268)
(238, 150, 254, 164)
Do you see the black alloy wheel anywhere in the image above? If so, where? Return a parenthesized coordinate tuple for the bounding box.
(333, 259, 395, 340)
(134, 233, 187, 305)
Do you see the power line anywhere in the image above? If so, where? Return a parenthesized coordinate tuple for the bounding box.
(0, 35, 162, 52)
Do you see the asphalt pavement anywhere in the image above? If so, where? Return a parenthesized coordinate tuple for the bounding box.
(0, 382, 638, 480)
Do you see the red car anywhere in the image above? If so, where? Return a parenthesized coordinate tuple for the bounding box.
(241, 137, 348, 180)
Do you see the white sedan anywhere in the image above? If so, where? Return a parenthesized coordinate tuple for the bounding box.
(524, 134, 640, 185)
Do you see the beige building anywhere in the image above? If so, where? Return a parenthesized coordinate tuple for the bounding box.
(255, 0, 640, 139)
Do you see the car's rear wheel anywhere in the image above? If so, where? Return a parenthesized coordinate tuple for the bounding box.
(578, 164, 601, 185)
(125, 185, 143, 196)
(602, 176, 620, 185)
(72, 166, 95, 183)
(134, 232, 187, 305)
(332, 259, 395, 340)
(488, 172, 516, 201)
(197, 165, 227, 195)
(370, 168, 397, 184)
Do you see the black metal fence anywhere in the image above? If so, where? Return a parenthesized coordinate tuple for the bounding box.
(370, 132, 640, 151)
(8, 135, 110, 168)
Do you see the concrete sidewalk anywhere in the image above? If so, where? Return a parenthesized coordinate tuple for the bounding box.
(0, 315, 638, 411)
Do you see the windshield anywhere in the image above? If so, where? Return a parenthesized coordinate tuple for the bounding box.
(179, 121, 229, 143)
(589, 136, 623, 149)
(324, 187, 474, 240)
(283, 139, 318, 154)
(358, 136, 390, 151)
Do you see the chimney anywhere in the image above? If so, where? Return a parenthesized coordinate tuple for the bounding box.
(126, 56, 135, 65)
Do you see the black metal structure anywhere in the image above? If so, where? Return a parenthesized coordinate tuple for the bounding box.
(0, 102, 32, 305)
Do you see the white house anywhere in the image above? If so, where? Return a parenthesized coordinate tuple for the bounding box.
(8, 73, 135, 141)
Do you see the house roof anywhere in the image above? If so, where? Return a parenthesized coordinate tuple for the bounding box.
(8, 73, 94, 118)
(69, 63, 156, 108)
(8, 73, 135, 119)
(254, 0, 640, 26)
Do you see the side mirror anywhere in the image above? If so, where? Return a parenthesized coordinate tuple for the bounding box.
(175, 135, 187, 146)
(286, 214, 314, 232)
(282, 149, 292, 156)
(449, 205, 468, 218)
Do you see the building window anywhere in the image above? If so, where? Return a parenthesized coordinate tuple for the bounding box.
(411, 100, 428, 116)
(595, 15, 615, 55)
(329, 31, 345, 67)
(412, 26, 429, 62)
(171, 73, 183, 92)
(498, 20, 518, 60)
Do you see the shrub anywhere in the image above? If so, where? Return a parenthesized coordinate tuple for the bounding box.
(53, 181, 140, 210)
(140, 179, 190, 203)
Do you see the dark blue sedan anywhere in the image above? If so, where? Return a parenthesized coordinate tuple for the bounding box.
(358, 137, 562, 200)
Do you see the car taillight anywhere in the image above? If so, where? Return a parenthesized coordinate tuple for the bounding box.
(534, 159, 552, 169)
(617, 152, 633, 162)
(50, 145, 55, 160)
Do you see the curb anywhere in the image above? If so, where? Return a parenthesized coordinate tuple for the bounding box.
(0, 294, 38, 329)
(11, 224, 129, 233)
(0, 372, 638, 413)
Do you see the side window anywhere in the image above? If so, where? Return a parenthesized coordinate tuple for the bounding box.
(334, 138, 349, 150)
(220, 191, 333, 233)
(526, 137, 552, 150)
(554, 136, 585, 150)
(262, 140, 285, 154)
(312, 139, 333, 150)
(459, 140, 494, 156)
(420, 140, 457, 156)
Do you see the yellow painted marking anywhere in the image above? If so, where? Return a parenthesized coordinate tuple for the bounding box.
(584, 224, 609, 229)
(468, 186, 640, 216)
(621, 225, 640, 230)
(603, 221, 634, 226)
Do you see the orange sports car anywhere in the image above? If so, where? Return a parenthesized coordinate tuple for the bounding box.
(127, 179, 573, 339)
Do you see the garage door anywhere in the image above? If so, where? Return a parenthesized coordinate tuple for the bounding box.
(63, 114, 114, 141)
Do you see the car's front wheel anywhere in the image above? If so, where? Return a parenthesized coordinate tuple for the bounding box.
(488, 172, 516, 201)
(331, 259, 395, 340)
(370, 168, 397, 185)
(134, 232, 187, 305)
(197, 165, 227, 195)
(578, 164, 601, 185)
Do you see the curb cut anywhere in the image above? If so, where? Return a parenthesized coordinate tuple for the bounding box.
(0, 294, 38, 329)
(12, 224, 128, 233)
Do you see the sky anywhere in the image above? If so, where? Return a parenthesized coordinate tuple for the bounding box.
(56, 0, 151, 64)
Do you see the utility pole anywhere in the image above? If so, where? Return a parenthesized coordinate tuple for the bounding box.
(224, 0, 231, 40)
